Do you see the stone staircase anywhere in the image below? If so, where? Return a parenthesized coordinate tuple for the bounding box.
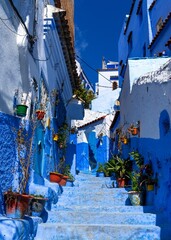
(35, 173, 161, 240)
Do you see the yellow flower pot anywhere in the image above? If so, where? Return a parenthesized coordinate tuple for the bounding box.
(146, 184, 154, 191)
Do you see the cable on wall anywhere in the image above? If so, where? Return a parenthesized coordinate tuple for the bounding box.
(76, 54, 113, 83)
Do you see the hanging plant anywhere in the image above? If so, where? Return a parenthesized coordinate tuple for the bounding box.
(57, 123, 69, 149)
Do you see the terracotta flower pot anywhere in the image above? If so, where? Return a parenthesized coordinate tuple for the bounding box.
(59, 175, 69, 186)
(36, 110, 45, 120)
(131, 127, 139, 135)
(4, 192, 32, 218)
(117, 178, 126, 188)
(49, 172, 63, 183)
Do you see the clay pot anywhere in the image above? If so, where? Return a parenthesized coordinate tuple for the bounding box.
(4, 191, 32, 218)
(49, 172, 63, 183)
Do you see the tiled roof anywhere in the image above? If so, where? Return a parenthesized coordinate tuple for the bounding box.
(148, 12, 171, 49)
(53, 10, 79, 90)
(77, 115, 106, 129)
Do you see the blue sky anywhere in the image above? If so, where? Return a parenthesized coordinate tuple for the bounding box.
(75, 0, 132, 86)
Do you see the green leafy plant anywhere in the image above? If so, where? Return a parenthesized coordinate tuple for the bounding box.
(96, 163, 109, 176)
(106, 156, 131, 179)
(74, 82, 95, 109)
(129, 151, 144, 168)
(63, 165, 75, 181)
(57, 123, 69, 148)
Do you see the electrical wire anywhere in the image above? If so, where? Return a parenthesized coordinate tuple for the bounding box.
(0, 17, 27, 37)
(8, 0, 32, 38)
(76, 54, 113, 83)
(97, 85, 112, 88)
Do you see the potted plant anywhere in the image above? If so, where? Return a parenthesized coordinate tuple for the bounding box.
(35, 109, 45, 120)
(127, 171, 145, 206)
(4, 191, 33, 218)
(105, 155, 131, 187)
(14, 90, 29, 117)
(16, 104, 28, 117)
(62, 165, 75, 187)
(4, 112, 40, 218)
(49, 157, 66, 184)
(57, 123, 69, 149)
(128, 122, 140, 136)
(30, 194, 48, 217)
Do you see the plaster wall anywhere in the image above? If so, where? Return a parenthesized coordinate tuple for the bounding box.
(118, 0, 171, 84)
(120, 58, 171, 223)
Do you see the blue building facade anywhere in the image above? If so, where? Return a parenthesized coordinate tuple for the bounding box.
(118, 0, 171, 85)
(0, 0, 84, 217)
(116, 0, 171, 237)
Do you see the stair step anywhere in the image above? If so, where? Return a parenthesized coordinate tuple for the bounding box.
(56, 195, 130, 206)
(35, 223, 160, 240)
(47, 211, 157, 225)
(52, 205, 155, 213)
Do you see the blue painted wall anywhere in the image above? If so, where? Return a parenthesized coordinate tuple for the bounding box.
(76, 142, 89, 172)
(118, 0, 171, 85)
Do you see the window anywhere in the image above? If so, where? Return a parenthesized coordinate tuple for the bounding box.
(156, 18, 163, 32)
(110, 76, 118, 81)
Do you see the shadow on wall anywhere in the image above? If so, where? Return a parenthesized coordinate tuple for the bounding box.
(88, 145, 97, 171)
(122, 110, 171, 240)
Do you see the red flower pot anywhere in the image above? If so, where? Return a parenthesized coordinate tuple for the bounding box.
(36, 110, 45, 120)
(59, 175, 69, 186)
(117, 178, 126, 188)
(131, 127, 139, 135)
(4, 192, 32, 218)
(49, 172, 63, 183)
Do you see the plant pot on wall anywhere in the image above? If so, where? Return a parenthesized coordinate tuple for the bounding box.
(131, 127, 139, 136)
(53, 134, 58, 141)
(146, 183, 155, 191)
(59, 175, 69, 186)
(16, 104, 28, 117)
(4, 191, 32, 218)
(30, 196, 48, 217)
(36, 110, 45, 120)
(49, 172, 63, 183)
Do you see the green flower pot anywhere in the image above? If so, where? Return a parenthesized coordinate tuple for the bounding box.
(16, 104, 28, 117)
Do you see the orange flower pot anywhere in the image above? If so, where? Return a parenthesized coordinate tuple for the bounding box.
(117, 178, 126, 188)
(4, 192, 32, 218)
(59, 175, 69, 186)
(131, 127, 139, 135)
(49, 172, 63, 183)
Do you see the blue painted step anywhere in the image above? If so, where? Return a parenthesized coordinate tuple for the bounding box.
(47, 211, 157, 225)
(35, 223, 160, 240)
(35, 173, 161, 239)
